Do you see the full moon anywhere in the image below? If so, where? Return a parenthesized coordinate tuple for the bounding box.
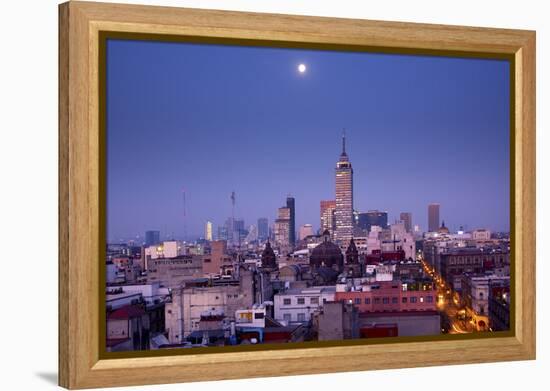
(298, 63, 307, 73)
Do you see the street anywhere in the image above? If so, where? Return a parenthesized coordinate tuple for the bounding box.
(419, 256, 475, 334)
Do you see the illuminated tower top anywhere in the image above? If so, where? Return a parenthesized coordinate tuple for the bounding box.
(337, 130, 351, 167)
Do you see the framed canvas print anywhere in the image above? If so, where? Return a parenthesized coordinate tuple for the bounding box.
(58, 1, 536, 389)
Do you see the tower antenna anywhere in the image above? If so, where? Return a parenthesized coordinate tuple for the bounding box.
(342, 128, 346, 154)
(231, 191, 236, 223)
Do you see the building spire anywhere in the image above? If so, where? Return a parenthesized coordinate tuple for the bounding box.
(338, 128, 349, 162)
(342, 128, 346, 155)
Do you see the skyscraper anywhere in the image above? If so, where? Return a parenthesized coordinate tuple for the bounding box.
(274, 207, 291, 248)
(286, 196, 296, 246)
(224, 217, 234, 243)
(428, 203, 440, 232)
(334, 132, 354, 243)
(217, 225, 228, 241)
(224, 217, 245, 246)
(400, 212, 412, 233)
(233, 219, 245, 245)
(205, 221, 213, 241)
(320, 200, 336, 235)
(298, 224, 314, 241)
(257, 217, 268, 241)
(145, 230, 160, 246)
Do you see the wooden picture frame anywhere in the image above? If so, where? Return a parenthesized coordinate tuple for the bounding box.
(59, 1, 536, 389)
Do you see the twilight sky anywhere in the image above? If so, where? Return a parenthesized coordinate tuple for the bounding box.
(106, 39, 510, 242)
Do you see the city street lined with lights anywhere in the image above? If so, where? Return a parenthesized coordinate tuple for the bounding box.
(420, 256, 474, 334)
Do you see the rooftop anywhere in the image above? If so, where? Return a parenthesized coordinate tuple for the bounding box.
(107, 305, 146, 320)
(279, 285, 336, 296)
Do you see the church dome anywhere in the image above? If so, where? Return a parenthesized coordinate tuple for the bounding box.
(310, 230, 343, 269)
(438, 220, 450, 234)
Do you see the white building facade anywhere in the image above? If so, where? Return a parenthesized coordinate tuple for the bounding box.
(274, 286, 336, 324)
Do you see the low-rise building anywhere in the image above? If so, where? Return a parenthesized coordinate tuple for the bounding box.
(313, 301, 359, 341)
(440, 248, 510, 290)
(144, 240, 186, 265)
(461, 273, 510, 331)
(489, 281, 511, 331)
(358, 311, 440, 337)
(274, 286, 336, 324)
(164, 269, 269, 343)
(106, 283, 168, 342)
(107, 305, 150, 352)
(106, 289, 143, 311)
(334, 279, 437, 313)
(202, 240, 233, 275)
(472, 229, 492, 241)
(147, 255, 203, 287)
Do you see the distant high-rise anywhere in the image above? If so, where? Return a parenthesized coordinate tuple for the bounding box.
(286, 196, 296, 246)
(357, 211, 388, 232)
(400, 212, 413, 233)
(233, 219, 245, 245)
(320, 200, 336, 236)
(145, 230, 160, 246)
(428, 203, 440, 232)
(257, 218, 268, 241)
(334, 132, 354, 243)
(233, 219, 245, 234)
(274, 207, 291, 248)
(205, 221, 213, 241)
(224, 218, 234, 243)
(298, 224, 314, 241)
(224, 217, 245, 246)
(217, 225, 228, 241)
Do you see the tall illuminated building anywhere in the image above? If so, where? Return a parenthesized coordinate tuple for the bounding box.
(298, 224, 314, 241)
(145, 230, 160, 246)
(320, 200, 336, 236)
(400, 212, 412, 233)
(334, 133, 354, 243)
(257, 218, 268, 241)
(274, 207, 291, 247)
(286, 196, 296, 246)
(205, 221, 213, 241)
(428, 203, 440, 232)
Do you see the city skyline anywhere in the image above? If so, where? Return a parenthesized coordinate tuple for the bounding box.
(106, 39, 510, 241)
